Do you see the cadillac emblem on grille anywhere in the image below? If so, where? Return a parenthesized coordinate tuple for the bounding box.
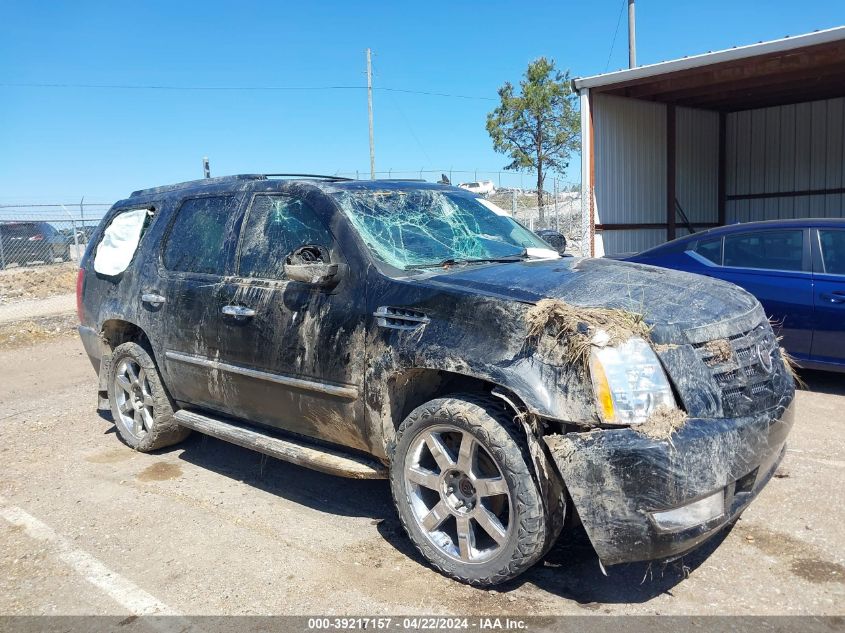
(755, 342, 774, 374)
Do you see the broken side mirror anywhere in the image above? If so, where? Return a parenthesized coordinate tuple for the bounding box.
(555, 237, 567, 256)
(283, 245, 345, 287)
(540, 232, 567, 255)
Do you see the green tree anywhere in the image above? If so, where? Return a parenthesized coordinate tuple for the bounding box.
(486, 57, 580, 224)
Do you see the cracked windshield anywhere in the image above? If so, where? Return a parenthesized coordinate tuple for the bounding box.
(334, 189, 555, 270)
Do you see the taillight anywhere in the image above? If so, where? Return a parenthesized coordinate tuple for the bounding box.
(76, 268, 85, 322)
(28, 234, 44, 241)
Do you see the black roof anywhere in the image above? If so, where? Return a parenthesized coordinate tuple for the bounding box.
(128, 174, 444, 199)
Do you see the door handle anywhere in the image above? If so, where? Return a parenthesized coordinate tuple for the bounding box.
(221, 305, 256, 319)
(141, 293, 166, 306)
(821, 292, 845, 304)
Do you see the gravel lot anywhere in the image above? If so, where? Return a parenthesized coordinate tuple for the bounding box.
(1, 336, 843, 619)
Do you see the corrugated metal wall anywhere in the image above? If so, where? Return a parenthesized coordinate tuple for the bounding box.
(592, 94, 666, 255)
(600, 229, 668, 255)
(592, 95, 720, 255)
(590, 92, 844, 256)
(676, 106, 720, 224)
(726, 97, 845, 221)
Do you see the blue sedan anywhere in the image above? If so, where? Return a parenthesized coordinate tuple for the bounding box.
(626, 219, 845, 373)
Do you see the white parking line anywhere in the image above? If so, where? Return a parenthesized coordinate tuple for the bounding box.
(0, 495, 188, 623)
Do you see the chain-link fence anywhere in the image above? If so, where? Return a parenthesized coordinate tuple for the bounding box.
(0, 207, 107, 334)
(484, 189, 583, 254)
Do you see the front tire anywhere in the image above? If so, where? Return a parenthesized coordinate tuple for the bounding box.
(108, 342, 190, 452)
(390, 394, 547, 586)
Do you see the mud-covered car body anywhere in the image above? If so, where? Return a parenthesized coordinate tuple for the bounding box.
(77, 176, 795, 569)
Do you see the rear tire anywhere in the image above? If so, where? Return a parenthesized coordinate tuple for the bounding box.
(108, 342, 190, 452)
(390, 393, 547, 586)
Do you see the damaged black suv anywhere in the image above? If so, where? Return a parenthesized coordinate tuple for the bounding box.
(77, 175, 795, 586)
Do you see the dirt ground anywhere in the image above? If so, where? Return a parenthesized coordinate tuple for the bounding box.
(0, 313, 78, 348)
(0, 262, 77, 304)
(0, 337, 843, 618)
(0, 262, 78, 346)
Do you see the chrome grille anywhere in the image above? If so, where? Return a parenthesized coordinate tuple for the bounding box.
(693, 322, 781, 417)
(373, 306, 431, 331)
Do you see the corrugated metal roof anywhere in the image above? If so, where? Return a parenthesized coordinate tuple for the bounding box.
(573, 26, 845, 91)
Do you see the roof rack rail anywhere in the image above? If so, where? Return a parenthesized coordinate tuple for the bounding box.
(131, 174, 266, 197)
(263, 173, 354, 181)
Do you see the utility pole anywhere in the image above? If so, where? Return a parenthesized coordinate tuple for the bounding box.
(628, 0, 637, 68)
(366, 48, 375, 180)
(203, 157, 211, 179)
(79, 196, 85, 229)
(61, 204, 79, 261)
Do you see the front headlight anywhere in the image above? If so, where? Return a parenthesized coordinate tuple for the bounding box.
(588, 337, 676, 425)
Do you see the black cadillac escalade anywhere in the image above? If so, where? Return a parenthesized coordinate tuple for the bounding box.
(76, 175, 795, 585)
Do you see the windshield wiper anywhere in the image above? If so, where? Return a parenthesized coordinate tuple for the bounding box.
(406, 251, 527, 270)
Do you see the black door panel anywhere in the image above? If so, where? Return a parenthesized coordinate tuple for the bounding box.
(151, 194, 245, 411)
(215, 194, 369, 450)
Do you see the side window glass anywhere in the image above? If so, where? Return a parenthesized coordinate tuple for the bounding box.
(163, 196, 236, 274)
(238, 195, 334, 280)
(692, 237, 722, 265)
(723, 230, 804, 272)
(819, 229, 845, 275)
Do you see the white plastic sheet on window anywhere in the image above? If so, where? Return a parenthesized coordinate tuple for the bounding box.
(93, 209, 150, 276)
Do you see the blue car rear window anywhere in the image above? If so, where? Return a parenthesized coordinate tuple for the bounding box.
(693, 237, 722, 265)
(723, 230, 804, 272)
(819, 229, 845, 275)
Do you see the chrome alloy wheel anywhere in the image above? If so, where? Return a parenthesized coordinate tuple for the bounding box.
(113, 358, 154, 438)
(404, 425, 513, 564)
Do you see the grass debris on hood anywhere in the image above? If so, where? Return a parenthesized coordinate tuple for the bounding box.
(634, 405, 688, 444)
(778, 344, 805, 389)
(703, 338, 733, 364)
(524, 298, 651, 368)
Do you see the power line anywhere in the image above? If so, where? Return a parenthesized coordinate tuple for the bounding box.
(0, 82, 363, 91)
(0, 203, 111, 208)
(0, 82, 495, 101)
(373, 58, 434, 167)
(605, 0, 627, 72)
(377, 87, 494, 101)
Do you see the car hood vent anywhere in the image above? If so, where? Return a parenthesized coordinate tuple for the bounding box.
(374, 306, 431, 330)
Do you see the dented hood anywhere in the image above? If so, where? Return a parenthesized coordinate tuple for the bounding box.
(425, 257, 762, 343)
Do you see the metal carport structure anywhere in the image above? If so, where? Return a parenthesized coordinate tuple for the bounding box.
(574, 26, 845, 256)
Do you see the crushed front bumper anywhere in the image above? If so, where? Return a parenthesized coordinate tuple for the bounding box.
(543, 395, 795, 566)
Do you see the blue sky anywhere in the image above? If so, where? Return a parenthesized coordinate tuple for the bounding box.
(2, 0, 844, 208)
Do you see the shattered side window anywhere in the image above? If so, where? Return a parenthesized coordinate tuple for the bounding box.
(163, 196, 236, 275)
(238, 195, 334, 280)
(332, 189, 550, 269)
